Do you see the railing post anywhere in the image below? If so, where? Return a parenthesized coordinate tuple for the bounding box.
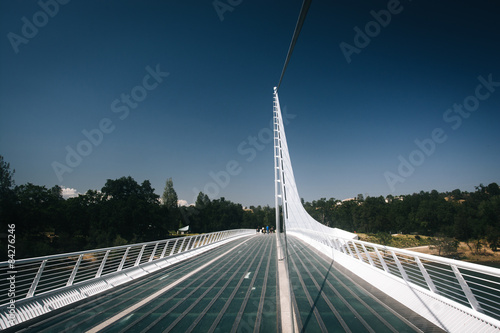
(352, 241, 364, 262)
(374, 247, 390, 273)
(391, 251, 409, 282)
(185, 237, 194, 250)
(199, 234, 208, 247)
(193, 235, 200, 248)
(160, 241, 169, 259)
(27, 260, 47, 298)
(414, 256, 439, 294)
(207, 233, 215, 245)
(451, 264, 483, 312)
(361, 244, 375, 267)
(345, 240, 355, 258)
(149, 243, 159, 262)
(135, 245, 146, 266)
(169, 239, 179, 256)
(95, 250, 110, 278)
(118, 247, 131, 272)
(67, 254, 83, 286)
(178, 238, 187, 253)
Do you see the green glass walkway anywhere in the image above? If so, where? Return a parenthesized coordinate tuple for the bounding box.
(10, 235, 443, 332)
(286, 237, 443, 332)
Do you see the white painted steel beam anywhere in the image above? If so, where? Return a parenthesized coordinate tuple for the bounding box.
(272, 86, 500, 331)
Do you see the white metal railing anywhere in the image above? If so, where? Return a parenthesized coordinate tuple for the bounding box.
(289, 229, 500, 329)
(0, 229, 254, 329)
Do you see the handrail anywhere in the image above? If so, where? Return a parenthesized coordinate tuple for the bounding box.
(0, 229, 254, 329)
(290, 229, 500, 324)
(2, 234, 214, 265)
(335, 234, 500, 276)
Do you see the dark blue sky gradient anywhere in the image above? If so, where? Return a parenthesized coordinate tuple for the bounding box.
(1, 1, 499, 206)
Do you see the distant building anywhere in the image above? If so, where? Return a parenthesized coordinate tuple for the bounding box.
(178, 225, 189, 235)
(336, 197, 357, 206)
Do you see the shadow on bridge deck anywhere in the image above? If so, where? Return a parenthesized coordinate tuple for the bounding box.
(10, 234, 443, 332)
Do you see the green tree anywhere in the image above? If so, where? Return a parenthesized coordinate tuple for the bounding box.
(11, 183, 65, 258)
(487, 183, 500, 196)
(162, 178, 178, 209)
(431, 235, 459, 256)
(0, 155, 15, 193)
(486, 226, 500, 251)
(161, 178, 180, 232)
(100, 176, 161, 244)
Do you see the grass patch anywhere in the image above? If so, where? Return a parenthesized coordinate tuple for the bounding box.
(357, 233, 434, 248)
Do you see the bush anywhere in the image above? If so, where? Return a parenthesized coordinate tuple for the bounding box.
(431, 235, 459, 256)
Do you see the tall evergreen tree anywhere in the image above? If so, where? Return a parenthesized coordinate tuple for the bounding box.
(161, 178, 181, 231)
(0, 155, 15, 194)
(162, 178, 178, 209)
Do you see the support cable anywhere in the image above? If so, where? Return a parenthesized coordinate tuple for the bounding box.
(276, 0, 312, 91)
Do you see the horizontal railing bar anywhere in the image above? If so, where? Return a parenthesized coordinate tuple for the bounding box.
(482, 302, 500, 312)
(469, 282, 500, 294)
(461, 274, 500, 287)
(433, 281, 462, 292)
(474, 293, 500, 305)
(483, 307, 500, 317)
(335, 236, 500, 276)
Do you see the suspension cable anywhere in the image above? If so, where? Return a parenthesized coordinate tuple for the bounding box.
(276, 0, 312, 91)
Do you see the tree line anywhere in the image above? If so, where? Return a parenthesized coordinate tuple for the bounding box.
(0, 156, 274, 259)
(302, 183, 500, 252)
(1, 155, 499, 258)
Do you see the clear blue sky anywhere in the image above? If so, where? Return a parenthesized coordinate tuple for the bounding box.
(1, 1, 499, 207)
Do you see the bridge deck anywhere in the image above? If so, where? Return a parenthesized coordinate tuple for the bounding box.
(11, 235, 443, 332)
(287, 236, 443, 332)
